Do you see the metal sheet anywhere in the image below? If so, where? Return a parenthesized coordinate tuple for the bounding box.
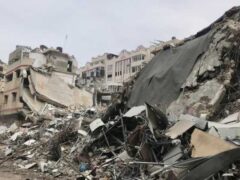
(89, 118, 105, 132)
(163, 144, 183, 165)
(123, 105, 145, 118)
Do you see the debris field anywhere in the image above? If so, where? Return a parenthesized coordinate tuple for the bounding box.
(1, 6, 240, 180)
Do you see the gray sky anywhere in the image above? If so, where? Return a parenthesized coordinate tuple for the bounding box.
(0, 0, 239, 66)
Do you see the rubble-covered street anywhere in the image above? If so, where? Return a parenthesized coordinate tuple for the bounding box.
(1, 4, 240, 180)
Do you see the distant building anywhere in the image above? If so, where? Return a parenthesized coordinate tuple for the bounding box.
(151, 37, 183, 55)
(105, 45, 153, 92)
(78, 37, 182, 93)
(78, 53, 118, 87)
(0, 60, 6, 79)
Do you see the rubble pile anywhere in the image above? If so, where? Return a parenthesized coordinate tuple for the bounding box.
(1, 6, 240, 180)
(2, 103, 240, 179)
(0, 105, 103, 178)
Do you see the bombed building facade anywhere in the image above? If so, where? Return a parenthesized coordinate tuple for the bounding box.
(78, 38, 181, 94)
(0, 45, 92, 117)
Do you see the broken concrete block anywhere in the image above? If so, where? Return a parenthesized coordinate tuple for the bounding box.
(220, 112, 240, 124)
(38, 161, 48, 173)
(89, 118, 105, 132)
(10, 131, 24, 141)
(163, 144, 183, 165)
(179, 114, 208, 130)
(21, 122, 32, 128)
(165, 119, 195, 139)
(191, 129, 237, 157)
(0, 126, 7, 135)
(24, 139, 36, 146)
(8, 123, 18, 133)
(123, 105, 145, 118)
(215, 127, 240, 140)
(20, 162, 37, 169)
(78, 129, 88, 136)
(116, 151, 132, 162)
(208, 121, 240, 129)
(5, 147, 13, 156)
(209, 85, 226, 107)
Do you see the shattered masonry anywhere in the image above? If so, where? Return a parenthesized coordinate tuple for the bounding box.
(1, 6, 240, 180)
(0, 45, 92, 117)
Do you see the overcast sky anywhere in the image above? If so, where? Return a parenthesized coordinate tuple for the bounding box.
(0, 0, 239, 66)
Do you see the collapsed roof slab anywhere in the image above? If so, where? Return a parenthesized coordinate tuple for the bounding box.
(28, 68, 93, 108)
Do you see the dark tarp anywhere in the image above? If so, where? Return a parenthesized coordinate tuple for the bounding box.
(128, 31, 213, 107)
(181, 148, 240, 180)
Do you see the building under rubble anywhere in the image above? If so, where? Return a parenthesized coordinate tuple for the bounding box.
(0, 45, 92, 118)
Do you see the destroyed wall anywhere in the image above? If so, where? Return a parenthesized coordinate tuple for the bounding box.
(0, 45, 92, 116)
(52, 71, 76, 86)
(28, 68, 92, 108)
(167, 8, 240, 120)
(30, 53, 47, 67)
(43, 50, 78, 74)
(128, 7, 240, 121)
(128, 31, 213, 108)
(8, 46, 31, 65)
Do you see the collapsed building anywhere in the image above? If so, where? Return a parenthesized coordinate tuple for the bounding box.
(1, 6, 240, 180)
(0, 45, 92, 118)
(128, 7, 240, 121)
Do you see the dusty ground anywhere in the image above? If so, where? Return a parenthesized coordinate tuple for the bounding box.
(0, 165, 75, 180)
(0, 145, 75, 180)
(0, 167, 50, 180)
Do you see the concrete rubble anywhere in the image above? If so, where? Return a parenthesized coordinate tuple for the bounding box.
(1, 101, 240, 179)
(1, 6, 240, 180)
(0, 44, 93, 119)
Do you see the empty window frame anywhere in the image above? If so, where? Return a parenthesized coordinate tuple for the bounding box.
(12, 92, 17, 102)
(67, 61, 73, 72)
(132, 67, 136, 73)
(6, 73, 13, 82)
(16, 69, 21, 78)
(4, 95, 8, 104)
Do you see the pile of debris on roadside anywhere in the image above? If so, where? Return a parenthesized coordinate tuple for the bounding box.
(0, 104, 105, 178)
(2, 6, 240, 180)
(1, 102, 240, 179)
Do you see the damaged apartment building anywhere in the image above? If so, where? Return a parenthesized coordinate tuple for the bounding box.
(105, 46, 153, 92)
(78, 46, 153, 92)
(0, 45, 92, 118)
(77, 53, 118, 90)
(78, 39, 181, 94)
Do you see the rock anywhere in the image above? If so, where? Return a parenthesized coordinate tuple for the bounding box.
(22, 122, 32, 128)
(10, 131, 24, 141)
(38, 161, 48, 172)
(24, 139, 36, 146)
(8, 123, 18, 133)
(5, 147, 13, 156)
(21, 162, 37, 169)
(0, 126, 7, 135)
